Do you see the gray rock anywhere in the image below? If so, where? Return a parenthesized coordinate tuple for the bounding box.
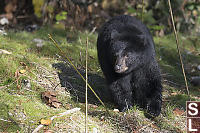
(0, 28, 7, 35)
(184, 50, 192, 55)
(32, 38, 44, 43)
(32, 38, 44, 48)
(197, 65, 200, 71)
(36, 43, 44, 48)
(0, 17, 9, 25)
(22, 79, 31, 88)
(191, 76, 200, 86)
(25, 24, 39, 32)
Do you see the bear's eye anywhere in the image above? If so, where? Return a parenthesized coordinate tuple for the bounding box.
(125, 53, 131, 58)
(113, 55, 118, 61)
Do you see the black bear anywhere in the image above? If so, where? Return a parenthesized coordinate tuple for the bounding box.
(97, 15, 162, 117)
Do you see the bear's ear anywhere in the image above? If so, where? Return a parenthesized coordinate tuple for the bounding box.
(136, 34, 147, 46)
(111, 30, 120, 39)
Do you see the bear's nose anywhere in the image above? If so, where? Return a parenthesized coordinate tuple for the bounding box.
(115, 64, 121, 71)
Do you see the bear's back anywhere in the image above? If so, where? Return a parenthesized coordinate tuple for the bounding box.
(97, 15, 152, 48)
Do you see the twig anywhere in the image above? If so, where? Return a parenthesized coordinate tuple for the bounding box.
(167, 0, 190, 97)
(32, 108, 80, 133)
(85, 37, 88, 133)
(0, 86, 6, 89)
(89, 27, 96, 35)
(0, 118, 12, 122)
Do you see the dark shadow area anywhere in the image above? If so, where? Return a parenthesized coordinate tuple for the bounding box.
(52, 62, 113, 106)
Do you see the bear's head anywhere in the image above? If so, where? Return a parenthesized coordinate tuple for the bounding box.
(110, 29, 149, 74)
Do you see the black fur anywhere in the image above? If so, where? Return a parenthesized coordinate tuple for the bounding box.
(97, 15, 162, 117)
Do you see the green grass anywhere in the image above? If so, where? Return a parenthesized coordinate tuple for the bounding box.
(0, 24, 200, 132)
(155, 35, 200, 95)
(0, 25, 114, 132)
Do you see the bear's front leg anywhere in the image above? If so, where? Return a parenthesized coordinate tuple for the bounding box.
(147, 91, 162, 117)
(109, 80, 133, 112)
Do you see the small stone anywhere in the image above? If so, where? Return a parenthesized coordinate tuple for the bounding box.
(22, 79, 31, 88)
(36, 43, 44, 48)
(197, 65, 200, 71)
(0, 28, 7, 35)
(33, 38, 44, 43)
(25, 24, 39, 32)
(191, 76, 200, 86)
(191, 68, 196, 73)
(113, 108, 119, 112)
(185, 50, 192, 55)
(100, 116, 105, 121)
(0, 17, 9, 25)
(33, 38, 44, 48)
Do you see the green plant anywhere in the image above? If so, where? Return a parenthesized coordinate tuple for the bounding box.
(55, 11, 67, 24)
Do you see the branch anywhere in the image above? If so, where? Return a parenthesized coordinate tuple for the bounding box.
(32, 108, 80, 133)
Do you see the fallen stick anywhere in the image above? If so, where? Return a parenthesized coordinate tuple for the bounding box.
(32, 108, 81, 133)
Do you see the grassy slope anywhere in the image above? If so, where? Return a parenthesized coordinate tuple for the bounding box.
(0, 25, 199, 132)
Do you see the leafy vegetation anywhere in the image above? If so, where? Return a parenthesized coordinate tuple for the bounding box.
(1, 0, 200, 33)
